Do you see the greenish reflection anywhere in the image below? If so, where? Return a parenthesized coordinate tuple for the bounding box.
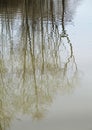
(0, 0, 78, 130)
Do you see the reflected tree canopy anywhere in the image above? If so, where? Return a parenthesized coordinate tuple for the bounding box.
(0, 0, 79, 130)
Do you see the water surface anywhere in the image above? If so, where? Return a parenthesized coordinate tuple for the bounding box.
(0, 0, 92, 130)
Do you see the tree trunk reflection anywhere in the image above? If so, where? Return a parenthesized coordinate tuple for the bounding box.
(0, 0, 79, 129)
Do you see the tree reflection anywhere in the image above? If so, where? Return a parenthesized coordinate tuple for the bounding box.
(0, 0, 79, 129)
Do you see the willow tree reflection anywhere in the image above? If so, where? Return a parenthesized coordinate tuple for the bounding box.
(0, 0, 79, 129)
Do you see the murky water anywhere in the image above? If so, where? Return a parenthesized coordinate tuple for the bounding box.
(0, 0, 92, 130)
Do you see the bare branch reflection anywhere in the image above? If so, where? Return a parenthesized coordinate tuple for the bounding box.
(0, 0, 79, 129)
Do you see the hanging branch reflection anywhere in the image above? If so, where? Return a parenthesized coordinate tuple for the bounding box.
(0, 0, 79, 129)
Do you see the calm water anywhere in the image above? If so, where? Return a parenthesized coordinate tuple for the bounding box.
(0, 0, 92, 130)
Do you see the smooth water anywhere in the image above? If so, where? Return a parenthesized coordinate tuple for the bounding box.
(0, 0, 92, 130)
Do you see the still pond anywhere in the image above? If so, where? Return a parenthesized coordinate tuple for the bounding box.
(0, 0, 92, 130)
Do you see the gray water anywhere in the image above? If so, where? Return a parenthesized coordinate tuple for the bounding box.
(0, 0, 92, 130)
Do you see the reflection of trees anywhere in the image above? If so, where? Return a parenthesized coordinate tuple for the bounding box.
(0, 57, 14, 130)
(0, 0, 79, 129)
